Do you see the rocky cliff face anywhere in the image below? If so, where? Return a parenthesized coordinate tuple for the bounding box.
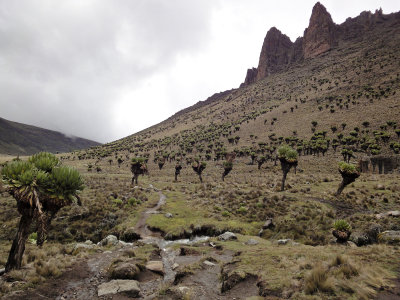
(240, 2, 399, 87)
(303, 2, 337, 58)
(255, 27, 293, 81)
(240, 67, 258, 87)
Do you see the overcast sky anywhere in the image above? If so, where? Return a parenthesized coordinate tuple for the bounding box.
(1, 0, 399, 143)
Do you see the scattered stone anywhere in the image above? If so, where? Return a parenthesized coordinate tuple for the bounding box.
(376, 184, 385, 190)
(165, 213, 173, 218)
(97, 280, 140, 297)
(84, 240, 93, 245)
(262, 219, 274, 229)
(245, 239, 259, 245)
(99, 235, 118, 246)
(172, 263, 179, 270)
(218, 232, 237, 241)
(376, 211, 400, 219)
(0, 268, 5, 276)
(258, 229, 264, 237)
(146, 261, 164, 275)
(378, 231, 400, 245)
(277, 239, 290, 245)
(110, 263, 140, 280)
(203, 260, 216, 267)
(209, 242, 216, 248)
(347, 241, 358, 248)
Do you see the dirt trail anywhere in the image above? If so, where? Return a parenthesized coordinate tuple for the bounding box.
(3, 184, 259, 299)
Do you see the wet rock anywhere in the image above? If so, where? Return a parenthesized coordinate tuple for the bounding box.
(245, 239, 259, 245)
(378, 231, 400, 245)
(262, 219, 274, 229)
(218, 232, 237, 241)
(165, 213, 173, 218)
(277, 239, 290, 245)
(121, 228, 141, 242)
(99, 235, 118, 246)
(146, 261, 164, 275)
(97, 280, 140, 297)
(110, 263, 140, 280)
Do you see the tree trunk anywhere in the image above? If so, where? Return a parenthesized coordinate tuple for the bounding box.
(335, 174, 357, 196)
(335, 180, 346, 196)
(199, 174, 203, 183)
(281, 170, 288, 191)
(5, 214, 32, 272)
(175, 173, 178, 182)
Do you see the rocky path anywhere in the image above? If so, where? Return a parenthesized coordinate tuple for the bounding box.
(3, 185, 261, 300)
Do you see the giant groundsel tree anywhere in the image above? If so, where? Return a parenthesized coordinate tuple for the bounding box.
(1, 152, 84, 272)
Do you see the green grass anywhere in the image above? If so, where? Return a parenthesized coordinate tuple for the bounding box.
(146, 190, 262, 237)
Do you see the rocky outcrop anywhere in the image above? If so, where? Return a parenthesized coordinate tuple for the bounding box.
(240, 67, 258, 87)
(303, 2, 337, 58)
(255, 27, 293, 81)
(240, 3, 399, 87)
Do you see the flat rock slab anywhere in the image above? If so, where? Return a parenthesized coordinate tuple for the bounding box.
(218, 232, 237, 241)
(97, 279, 140, 297)
(146, 260, 164, 275)
(245, 239, 259, 245)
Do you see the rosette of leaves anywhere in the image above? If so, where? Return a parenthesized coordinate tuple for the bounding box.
(335, 162, 360, 196)
(192, 159, 207, 183)
(277, 145, 298, 191)
(332, 219, 352, 243)
(130, 157, 148, 185)
(1, 152, 84, 272)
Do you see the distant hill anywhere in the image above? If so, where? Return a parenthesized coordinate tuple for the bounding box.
(0, 117, 101, 155)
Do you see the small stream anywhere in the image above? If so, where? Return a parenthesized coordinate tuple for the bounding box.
(135, 186, 210, 284)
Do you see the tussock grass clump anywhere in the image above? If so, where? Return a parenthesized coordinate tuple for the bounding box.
(304, 264, 334, 295)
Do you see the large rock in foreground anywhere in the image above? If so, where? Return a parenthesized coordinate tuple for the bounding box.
(97, 280, 140, 297)
(378, 231, 400, 245)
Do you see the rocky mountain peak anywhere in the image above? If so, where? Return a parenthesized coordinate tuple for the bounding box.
(303, 2, 337, 58)
(255, 27, 293, 81)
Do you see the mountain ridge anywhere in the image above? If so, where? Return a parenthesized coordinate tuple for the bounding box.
(240, 2, 399, 87)
(0, 116, 101, 155)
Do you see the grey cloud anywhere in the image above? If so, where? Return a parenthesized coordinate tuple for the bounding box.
(0, 0, 216, 142)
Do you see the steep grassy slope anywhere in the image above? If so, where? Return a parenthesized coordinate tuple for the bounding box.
(85, 9, 400, 166)
(0, 117, 100, 155)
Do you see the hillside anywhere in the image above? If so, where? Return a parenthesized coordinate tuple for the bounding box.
(0, 117, 100, 155)
(87, 4, 400, 167)
(1, 3, 400, 300)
